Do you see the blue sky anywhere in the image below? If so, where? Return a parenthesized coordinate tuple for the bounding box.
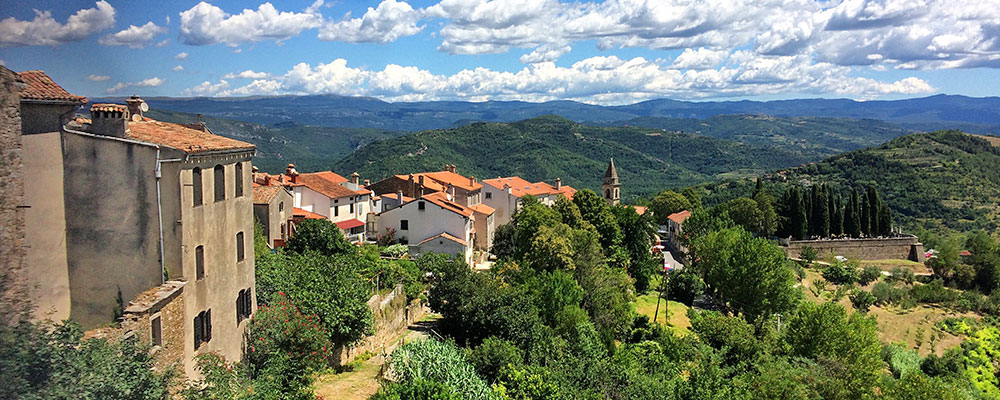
(1, 0, 998, 104)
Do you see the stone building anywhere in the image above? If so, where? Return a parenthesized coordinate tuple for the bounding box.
(603, 158, 621, 205)
(376, 191, 476, 265)
(255, 165, 373, 242)
(252, 184, 294, 247)
(17, 71, 256, 378)
(482, 176, 576, 227)
(368, 165, 484, 207)
(0, 66, 27, 316)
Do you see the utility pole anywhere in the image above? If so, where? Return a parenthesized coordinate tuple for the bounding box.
(654, 258, 670, 324)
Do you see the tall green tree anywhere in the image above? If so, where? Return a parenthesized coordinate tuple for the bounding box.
(810, 185, 830, 238)
(690, 227, 801, 322)
(859, 188, 871, 236)
(573, 189, 623, 252)
(830, 194, 843, 236)
(791, 187, 808, 240)
(845, 189, 861, 238)
(753, 191, 779, 238)
(649, 190, 692, 226)
(286, 218, 354, 256)
(611, 205, 657, 292)
(681, 186, 703, 209)
(867, 187, 880, 236)
(878, 202, 892, 236)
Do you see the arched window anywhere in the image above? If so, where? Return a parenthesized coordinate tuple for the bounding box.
(234, 162, 243, 197)
(214, 165, 225, 202)
(192, 168, 202, 206)
(604, 189, 610, 199)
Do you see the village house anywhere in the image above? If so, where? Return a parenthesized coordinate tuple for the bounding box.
(252, 183, 294, 248)
(255, 165, 372, 243)
(367, 165, 484, 207)
(15, 70, 255, 378)
(482, 176, 576, 227)
(666, 210, 692, 254)
(376, 191, 476, 265)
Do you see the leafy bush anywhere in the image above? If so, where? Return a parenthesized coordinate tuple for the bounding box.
(872, 281, 907, 306)
(372, 378, 461, 400)
(665, 268, 706, 306)
(888, 266, 916, 284)
(858, 266, 882, 286)
(850, 289, 877, 312)
(882, 343, 922, 378)
(383, 244, 409, 257)
(909, 280, 959, 304)
(285, 218, 354, 256)
(467, 337, 524, 383)
(248, 292, 333, 384)
(800, 246, 818, 264)
(387, 339, 497, 400)
(823, 262, 859, 285)
(935, 317, 978, 336)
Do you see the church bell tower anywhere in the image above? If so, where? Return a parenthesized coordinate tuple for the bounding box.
(602, 158, 620, 205)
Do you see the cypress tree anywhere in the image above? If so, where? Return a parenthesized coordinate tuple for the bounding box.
(845, 190, 860, 237)
(867, 187, 880, 237)
(879, 203, 892, 236)
(807, 185, 817, 236)
(831, 194, 843, 236)
(811, 185, 830, 237)
(859, 188, 871, 236)
(790, 187, 808, 239)
(753, 178, 763, 199)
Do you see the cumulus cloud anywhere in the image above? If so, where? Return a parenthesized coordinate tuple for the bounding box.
(172, 65, 184, 72)
(670, 48, 730, 70)
(106, 77, 165, 94)
(318, 0, 422, 43)
(0, 1, 115, 47)
(181, 56, 934, 103)
(222, 69, 269, 79)
(175, 52, 188, 60)
(86, 74, 111, 82)
(99, 21, 166, 48)
(178, 1, 324, 46)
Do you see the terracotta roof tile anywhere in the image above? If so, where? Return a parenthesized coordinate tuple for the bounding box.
(482, 176, 576, 199)
(252, 185, 286, 204)
(633, 206, 647, 215)
(126, 118, 255, 154)
(17, 70, 87, 104)
(417, 232, 467, 247)
(293, 207, 326, 220)
(421, 192, 474, 218)
(91, 103, 126, 113)
(297, 173, 358, 199)
(395, 170, 483, 192)
(667, 210, 691, 224)
(469, 203, 495, 215)
(335, 219, 365, 230)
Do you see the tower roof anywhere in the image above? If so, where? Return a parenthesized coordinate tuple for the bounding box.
(604, 158, 619, 184)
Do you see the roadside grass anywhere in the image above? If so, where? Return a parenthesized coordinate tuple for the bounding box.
(634, 293, 691, 336)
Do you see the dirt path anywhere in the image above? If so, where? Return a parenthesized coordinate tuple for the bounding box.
(313, 314, 441, 400)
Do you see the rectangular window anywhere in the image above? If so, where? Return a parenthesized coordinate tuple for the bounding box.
(418, 201, 425, 210)
(150, 315, 162, 347)
(279, 201, 284, 212)
(485, 192, 492, 199)
(194, 309, 211, 349)
(237, 288, 253, 324)
(236, 232, 245, 262)
(334, 205, 339, 217)
(195, 245, 205, 280)
(192, 168, 202, 206)
(349, 202, 354, 213)
(235, 162, 243, 197)
(214, 165, 225, 202)
(400, 220, 408, 230)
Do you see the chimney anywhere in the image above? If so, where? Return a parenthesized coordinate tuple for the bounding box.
(364, 179, 370, 186)
(555, 178, 561, 190)
(449, 164, 457, 173)
(350, 171, 360, 185)
(196, 113, 202, 124)
(89, 104, 129, 138)
(418, 175, 425, 187)
(469, 176, 475, 187)
(286, 163, 298, 183)
(397, 190, 404, 206)
(125, 95, 146, 120)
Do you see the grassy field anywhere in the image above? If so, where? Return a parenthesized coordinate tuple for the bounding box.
(634, 293, 692, 335)
(799, 268, 973, 356)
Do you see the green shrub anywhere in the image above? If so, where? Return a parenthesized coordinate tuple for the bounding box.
(665, 268, 705, 306)
(387, 339, 498, 400)
(872, 281, 907, 306)
(248, 292, 333, 385)
(372, 378, 462, 400)
(858, 266, 882, 286)
(468, 337, 524, 383)
(882, 343, 922, 378)
(383, 243, 409, 257)
(850, 289, 877, 312)
(909, 280, 959, 304)
(800, 246, 818, 264)
(823, 262, 859, 285)
(889, 266, 916, 284)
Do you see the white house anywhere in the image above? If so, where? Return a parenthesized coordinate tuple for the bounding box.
(482, 176, 576, 227)
(254, 166, 372, 243)
(376, 191, 475, 265)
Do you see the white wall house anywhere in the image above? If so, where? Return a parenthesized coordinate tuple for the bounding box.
(257, 168, 373, 243)
(482, 176, 576, 227)
(376, 191, 475, 265)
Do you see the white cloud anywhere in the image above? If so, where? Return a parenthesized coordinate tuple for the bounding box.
(175, 52, 188, 60)
(670, 48, 730, 70)
(156, 39, 169, 47)
(178, 1, 324, 46)
(318, 0, 422, 43)
(106, 77, 165, 94)
(520, 44, 572, 64)
(86, 74, 111, 82)
(222, 70, 269, 79)
(172, 65, 184, 72)
(99, 21, 166, 48)
(182, 56, 934, 103)
(0, 1, 115, 47)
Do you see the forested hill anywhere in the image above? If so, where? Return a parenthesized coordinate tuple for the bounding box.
(599, 114, 911, 160)
(93, 93, 1000, 134)
(143, 108, 404, 173)
(705, 130, 1000, 234)
(333, 115, 813, 200)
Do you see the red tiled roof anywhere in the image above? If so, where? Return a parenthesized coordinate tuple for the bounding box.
(482, 176, 576, 199)
(395, 170, 483, 192)
(335, 219, 365, 230)
(297, 173, 359, 199)
(17, 70, 87, 104)
(126, 118, 255, 154)
(381, 193, 414, 203)
(667, 210, 691, 224)
(421, 192, 474, 218)
(252, 185, 286, 204)
(91, 103, 126, 113)
(469, 203, 495, 215)
(960, 250, 972, 257)
(302, 171, 347, 184)
(417, 232, 467, 247)
(634, 206, 647, 215)
(293, 207, 325, 220)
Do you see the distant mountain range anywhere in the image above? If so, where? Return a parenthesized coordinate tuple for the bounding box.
(94, 94, 1000, 134)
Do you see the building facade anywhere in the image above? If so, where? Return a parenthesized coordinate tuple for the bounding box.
(252, 185, 294, 247)
(603, 158, 621, 205)
(482, 176, 576, 227)
(376, 192, 475, 265)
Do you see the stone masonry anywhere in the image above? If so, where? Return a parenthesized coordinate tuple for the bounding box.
(782, 235, 925, 262)
(0, 66, 27, 317)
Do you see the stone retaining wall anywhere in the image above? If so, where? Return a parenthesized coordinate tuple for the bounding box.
(782, 235, 925, 262)
(332, 284, 428, 366)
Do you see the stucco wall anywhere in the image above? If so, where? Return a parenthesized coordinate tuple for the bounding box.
(61, 131, 163, 329)
(377, 199, 471, 247)
(178, 156, 255, 377)
(253, 188, 292, 247)
(782, 236, 925, 262)
(20, 102, 75, 135)
(0, 66, 27, 316)
(21, 131, 71, 321)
